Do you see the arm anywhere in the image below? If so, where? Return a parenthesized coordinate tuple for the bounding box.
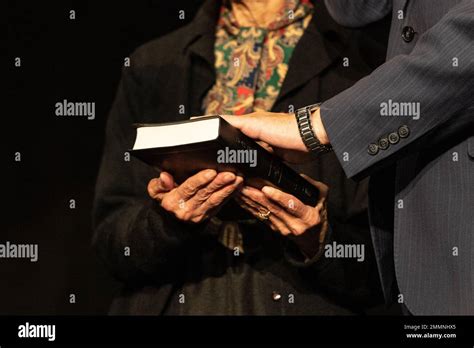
(324, 0, 392, 27)
(92, 64, 242, 285)
(92, 65, 202, 285)
(223, 1, 474, 178)
(319, 0, 474, 178)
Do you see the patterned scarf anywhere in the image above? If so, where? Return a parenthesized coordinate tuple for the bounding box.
(203, 0, 314, 115)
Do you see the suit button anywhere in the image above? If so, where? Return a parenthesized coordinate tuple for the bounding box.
(272, 291, 281, 301)
(388, 132, 400, 144)
(398, 125, 410, 138)
(368, 143, 379, 155)
(402, 26, 415, 42)
(378, 137, 390, 150)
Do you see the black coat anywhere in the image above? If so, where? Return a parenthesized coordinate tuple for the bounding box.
(92, 0, 390, 315)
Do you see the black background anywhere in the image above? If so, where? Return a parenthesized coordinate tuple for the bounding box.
(5, 0, 205, 314)
(4, 2, 474, 345)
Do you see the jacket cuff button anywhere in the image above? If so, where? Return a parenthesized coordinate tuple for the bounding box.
(388, 132, 400, 144)
(368, 143, 379, 155)
(398, 125, 410, 138)
(378, 137, 390, 150)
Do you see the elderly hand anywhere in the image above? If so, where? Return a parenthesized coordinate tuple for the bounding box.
(148, 169, 243, 224)
(235, 174, 329, 258)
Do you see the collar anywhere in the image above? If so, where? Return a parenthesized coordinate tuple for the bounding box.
(182, 0, 220, 64)
(277, 0, 349, 101)
(218, 0, 313, 35)
(182, 0, 350, 101)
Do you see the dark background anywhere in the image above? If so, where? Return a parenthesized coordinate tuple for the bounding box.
(5, 0, 205, 314)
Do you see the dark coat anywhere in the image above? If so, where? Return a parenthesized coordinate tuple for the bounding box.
(92, 0, 390, 315)
(322, 0, 474, 315)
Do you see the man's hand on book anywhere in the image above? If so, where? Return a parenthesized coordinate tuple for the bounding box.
(222, 111, 328, 164)
(221, 110, 329, 152)
(235, 175, 329, 259)
(147, 169, 243, 224)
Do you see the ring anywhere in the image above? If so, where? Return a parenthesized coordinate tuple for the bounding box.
(257, 209, 271, 221)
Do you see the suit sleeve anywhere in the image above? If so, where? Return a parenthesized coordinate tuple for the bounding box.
(92, 59, 207, 285)
(320, 0, 474, 179)
(324, 0, 392, 27)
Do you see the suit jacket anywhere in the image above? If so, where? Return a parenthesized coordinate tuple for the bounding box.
(322, 0, 474, 315)
(92, 0, 390, 315)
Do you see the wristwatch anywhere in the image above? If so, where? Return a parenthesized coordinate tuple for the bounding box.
(295, 103, 333, 154)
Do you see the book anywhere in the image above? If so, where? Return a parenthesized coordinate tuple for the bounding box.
(131, 115, 319, 205)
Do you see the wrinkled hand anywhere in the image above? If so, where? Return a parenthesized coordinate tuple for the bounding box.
(148, 169, 243, 224)
(235, 174, 329, 258)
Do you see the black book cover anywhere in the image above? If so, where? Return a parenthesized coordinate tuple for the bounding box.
(131, 116, 319, 206)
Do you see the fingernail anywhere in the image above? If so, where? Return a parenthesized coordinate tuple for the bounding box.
(241, 186, 250, 193)
(224, 173, 235, 181)
(149, 179, 160, 193)
(205, 170, 216, 179)
(262, 186, 274, 195)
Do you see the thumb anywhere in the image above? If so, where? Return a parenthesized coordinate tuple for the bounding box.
(147, 172, 175, 199)
(220, 114, 245, 130)
(159, 171, 176, 190)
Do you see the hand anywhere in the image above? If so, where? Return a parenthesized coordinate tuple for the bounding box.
(147, 169, 243, 224)
(221, 109, 329, 153)
(235, 174, 329, 258)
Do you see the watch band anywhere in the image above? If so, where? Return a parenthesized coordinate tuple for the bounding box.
(295, 103, 333, 154)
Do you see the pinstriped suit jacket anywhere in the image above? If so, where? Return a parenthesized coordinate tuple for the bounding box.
(321, 0, 473, 314)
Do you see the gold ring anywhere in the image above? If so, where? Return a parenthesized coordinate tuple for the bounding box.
(257, 209, 271, 221)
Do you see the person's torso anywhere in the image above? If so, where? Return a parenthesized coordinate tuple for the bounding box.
(117, 0, 390, 315)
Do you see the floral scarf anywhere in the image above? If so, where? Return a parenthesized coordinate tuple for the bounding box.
(203, 0, 314, 115)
